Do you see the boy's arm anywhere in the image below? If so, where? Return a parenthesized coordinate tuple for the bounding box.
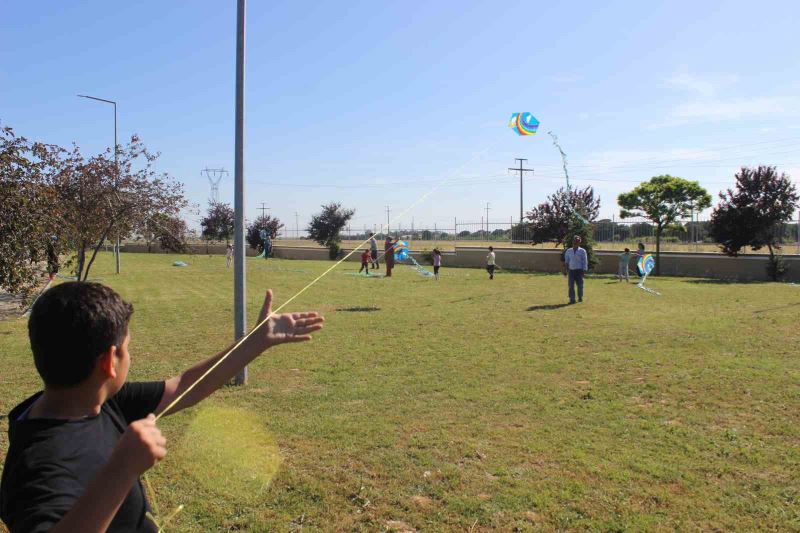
(156, 290, 323, 417)
(49, 416, 165, 533)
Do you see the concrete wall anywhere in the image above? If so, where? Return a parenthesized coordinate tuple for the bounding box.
(122, 243, 800, 282)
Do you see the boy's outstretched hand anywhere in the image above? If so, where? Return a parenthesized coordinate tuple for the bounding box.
(253, 290, 324, 349)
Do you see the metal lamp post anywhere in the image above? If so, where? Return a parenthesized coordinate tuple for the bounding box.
(232, 0, 247, 385)
(77, 94, 120, 274)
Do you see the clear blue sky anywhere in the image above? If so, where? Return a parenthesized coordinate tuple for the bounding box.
(3, 0, 799, 233)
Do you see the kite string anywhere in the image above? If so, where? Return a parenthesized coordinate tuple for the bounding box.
(144, 151, 485, 529)
(154, 150, 486, 421)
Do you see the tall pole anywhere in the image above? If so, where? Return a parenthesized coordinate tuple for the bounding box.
(113, 103, 120, 274)
(386, 205, 391, 234)
(295, 211, 299, 239)
(233, 0, 247, 386)
(77, 94, 120, 274)
(485, 202, 491, 238)
(509, 158, 533, 223)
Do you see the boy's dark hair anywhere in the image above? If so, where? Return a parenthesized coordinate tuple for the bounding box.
(28, 282, 133, 388)
(489, 246, 494, 251)
(624, 247, 630, 252)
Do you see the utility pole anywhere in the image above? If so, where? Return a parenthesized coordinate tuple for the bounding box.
(386, 205, 391, 234)
(233, 0, 247, 386)
(485, 202, 491, 237)
(259, 202, 269, 218)
(508, 158, 533, 223)
(295, 211, 299, 239)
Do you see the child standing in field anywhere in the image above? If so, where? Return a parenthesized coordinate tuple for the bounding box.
(432, 248, 442, 280)
(0, 282, 323, 532)
(486, 246, 496, 280)
(359, 249, 370, 274)
(226, 244, 233, 268)
(617, 247, 631, 282)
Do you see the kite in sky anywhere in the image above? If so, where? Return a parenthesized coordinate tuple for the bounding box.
(508, 113, 539, 136)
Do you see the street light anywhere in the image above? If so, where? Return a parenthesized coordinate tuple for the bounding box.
(77, 94, 120, 274)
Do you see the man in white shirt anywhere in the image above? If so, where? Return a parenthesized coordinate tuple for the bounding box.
(562, 235, 588, 304)
(486, 246, 496, 280)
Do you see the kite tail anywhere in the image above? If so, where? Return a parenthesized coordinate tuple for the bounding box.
(407, 256, 435, 278)
(548, 131, 570, 192)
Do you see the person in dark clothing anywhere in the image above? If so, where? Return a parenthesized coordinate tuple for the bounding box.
(384, 236, 396, 277)
(1, 282, 324, 533)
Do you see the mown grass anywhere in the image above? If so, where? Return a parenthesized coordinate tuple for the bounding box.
(1, 252, 799, 532)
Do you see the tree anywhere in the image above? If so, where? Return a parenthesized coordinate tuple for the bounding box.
(307, 203, 355, 259)
(0, 125, 61, 301)
(526, 186, 600, 246)
(709, 166, 799, 280)
(618, 175, 711, 275)
(201, 201, 235, 244)
(51, 135, 187, 280)
(246, 214, 284, 252)
(145, 213, 189, 253)
(562, 215, 600, 270)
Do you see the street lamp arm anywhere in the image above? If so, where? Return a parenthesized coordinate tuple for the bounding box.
(77, 94, 116, 105)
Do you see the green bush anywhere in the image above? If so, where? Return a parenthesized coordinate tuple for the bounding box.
(328, 242, 341, 260)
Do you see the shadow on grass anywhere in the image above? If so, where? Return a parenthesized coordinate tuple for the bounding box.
(753, 302, 800, 314)
(336, 306, 381, 312)
(682, 278, 769, 285)
(527, 303, 571, 311)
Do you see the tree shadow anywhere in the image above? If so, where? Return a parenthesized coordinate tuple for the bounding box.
(527, 303, 571, 311)
(753, 302, 800, 314)
(682, 278, 769, 285)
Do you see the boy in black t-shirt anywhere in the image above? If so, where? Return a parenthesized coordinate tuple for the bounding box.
(0, 282, 324, 533)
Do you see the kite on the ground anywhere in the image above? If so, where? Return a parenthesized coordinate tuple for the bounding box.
(508, 113, 539, 136)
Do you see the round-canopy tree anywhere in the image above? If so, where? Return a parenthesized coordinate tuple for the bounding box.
(246, 215, 284, 252)
(200, 201, 235, 245)
(307, 203, 355, 259)
(618, 175, 710, 275)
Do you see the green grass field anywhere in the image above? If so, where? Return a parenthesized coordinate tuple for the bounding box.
(1, 253, 799, 532)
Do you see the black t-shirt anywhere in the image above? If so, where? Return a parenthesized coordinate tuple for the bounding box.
(0, 381, 165, 533)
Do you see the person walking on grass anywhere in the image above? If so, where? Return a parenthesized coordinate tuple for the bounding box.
(618, 247, 632, 282)
(432, 248, 442, 280)
(562, 235, 588, 304)
(226, 244, 233, 268)
(369, 233, 380, 269)
(486, 246, 496, 280)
